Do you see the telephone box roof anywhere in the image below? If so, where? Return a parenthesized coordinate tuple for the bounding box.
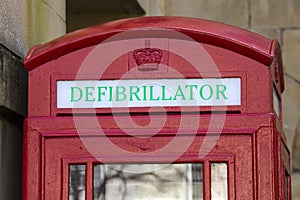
(24, 16, 277, 71)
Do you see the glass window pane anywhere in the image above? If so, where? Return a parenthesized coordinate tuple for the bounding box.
(192, 163, 203, 199)
(93, 163, 203, 200)
(211, 163, 228, 200)
(69, 164, 86, 200)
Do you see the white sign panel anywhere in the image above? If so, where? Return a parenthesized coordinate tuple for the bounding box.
(57, 78, 241, 108)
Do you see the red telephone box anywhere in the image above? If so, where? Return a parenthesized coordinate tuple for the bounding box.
(23, 16, 290, 200)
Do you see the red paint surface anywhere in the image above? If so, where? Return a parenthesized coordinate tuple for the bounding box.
(23, 16, 290, 200)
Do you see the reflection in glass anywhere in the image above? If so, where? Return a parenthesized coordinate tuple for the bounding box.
(192, 163, 203, 199)
(69, 164, 86, 200)
(211, 163, 228, 200)
(93, 163, 203, 200)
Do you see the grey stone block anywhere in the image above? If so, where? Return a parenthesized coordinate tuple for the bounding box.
(0, 116, 22, 200)
(0, 44, 27, 117)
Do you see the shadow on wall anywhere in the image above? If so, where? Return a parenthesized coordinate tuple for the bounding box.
(66, 0, 145, 32)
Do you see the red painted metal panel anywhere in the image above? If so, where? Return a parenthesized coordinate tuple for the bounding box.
(24, 17, 274, 70)
(24, 16, 284, 117)
(23, 114, 277, 199)
(23, 16, 289, 200)
(27, 43, 274, 117)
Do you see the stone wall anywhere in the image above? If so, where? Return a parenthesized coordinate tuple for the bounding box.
(0, 0, 66, 57)
(22, 0, 66, 53)
(0, 0, 26, 56)
(0, 44, 26, 199)
(0, 0, 65, 199)
(138, 0, 300, 198)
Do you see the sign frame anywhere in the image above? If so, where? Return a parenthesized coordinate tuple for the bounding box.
(56, 78, 241, 109)
(51, 72, 247, 116)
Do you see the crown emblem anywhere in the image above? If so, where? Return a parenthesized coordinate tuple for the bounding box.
(133, 40, 163, 71)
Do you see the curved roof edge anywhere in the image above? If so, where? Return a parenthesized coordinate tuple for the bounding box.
(24, 16, 274, 70)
